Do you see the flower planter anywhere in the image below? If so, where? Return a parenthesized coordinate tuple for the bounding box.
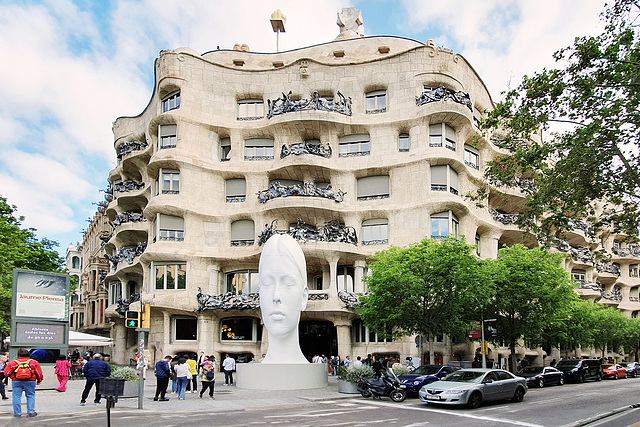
(338, 379, 359, 394)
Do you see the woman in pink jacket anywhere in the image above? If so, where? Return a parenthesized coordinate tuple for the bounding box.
(54, 355, 72, 392)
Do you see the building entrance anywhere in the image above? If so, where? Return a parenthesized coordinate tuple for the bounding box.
(299, 321, 337, 362)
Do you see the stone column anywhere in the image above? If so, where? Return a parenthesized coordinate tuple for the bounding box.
(112, 323, 127, 365)
(198, 312, 214, 355)
(211, 314, 221, 360)
(207, 263, 221, 295)
(334, 319, 352, 360)
(485, 233, 501, 259)
(327, 257, 339, 298)
(354, 260, 366, 293)
(163, 311, 171, 347)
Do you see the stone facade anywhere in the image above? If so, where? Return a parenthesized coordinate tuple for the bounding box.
(103, 12, 640, 366)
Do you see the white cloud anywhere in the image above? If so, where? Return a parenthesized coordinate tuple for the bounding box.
(401, 0, 605, 99)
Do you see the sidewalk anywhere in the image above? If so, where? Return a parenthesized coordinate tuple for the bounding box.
(0, 374, 350, 421)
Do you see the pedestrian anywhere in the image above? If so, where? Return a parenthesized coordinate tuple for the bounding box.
(0, 354, 9, 400)
(372, 358, 383, 379)
(330, 356, 339, 375)
(174, 358, 191, 400)
(343, 356, 352, 367)
(154, 355, 172, 401)
(4, 348, 44, 418)
(199, 360, 216, 399)
(222, 354, 236, 385)
(80, 353, 111, 406)
(197, 351, 206, 374)
(54, 355, 72, 392)
(170, 355, 179, 393)
(353, 356, 363, 368)
(185, 356, 198, 393)
(209, 355, 217, 371)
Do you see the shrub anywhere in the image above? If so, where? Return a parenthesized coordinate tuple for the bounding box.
(393, 367, 410, 376)
(343, 365, 375, 384)
(110, 366, 138, 381)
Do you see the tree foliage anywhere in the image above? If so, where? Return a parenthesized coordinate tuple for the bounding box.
(479, 0, 640, 244)
(486, 245, 577, 372)
(0, 195, 65, 336)
(360, 238, 490, 362)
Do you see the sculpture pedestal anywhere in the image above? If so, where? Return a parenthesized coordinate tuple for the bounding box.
(236, 363, 328, 390)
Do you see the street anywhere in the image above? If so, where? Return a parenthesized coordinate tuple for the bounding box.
(4, 376, 640, 426)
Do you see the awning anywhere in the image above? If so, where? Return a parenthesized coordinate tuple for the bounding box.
(69, 331, 112, 347)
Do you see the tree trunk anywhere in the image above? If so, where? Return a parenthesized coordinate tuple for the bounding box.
(509, 341, 517, 373)
(428, 331, 435, 366)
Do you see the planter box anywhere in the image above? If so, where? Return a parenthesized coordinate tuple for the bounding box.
(338, 379, 359, 394)
(122, 381, 140, 398)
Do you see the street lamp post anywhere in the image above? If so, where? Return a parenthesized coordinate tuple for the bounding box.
(480, 304, 487, 369)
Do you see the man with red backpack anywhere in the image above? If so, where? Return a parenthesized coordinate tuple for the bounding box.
(3, 348, 44, 418)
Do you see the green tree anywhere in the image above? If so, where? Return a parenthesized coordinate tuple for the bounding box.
(543, 298, 599, 356)
(478, 0, 640, 243)
(0, 196, 65, 337)
(360, 237, 490, 365)
(487, 245, 576, 372)
(591, 304, 630, 357)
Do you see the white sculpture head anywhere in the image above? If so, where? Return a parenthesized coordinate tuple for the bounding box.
(259, 234, 309, 364)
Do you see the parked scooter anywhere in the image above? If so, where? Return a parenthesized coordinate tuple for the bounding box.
(357, 368, 407, 402)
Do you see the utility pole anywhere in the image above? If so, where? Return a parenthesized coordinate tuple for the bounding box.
(270, 9, 286, 52)
(135, 302, 150, 409)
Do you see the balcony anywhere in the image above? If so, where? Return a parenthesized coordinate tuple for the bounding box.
(267, 90, 352, 119)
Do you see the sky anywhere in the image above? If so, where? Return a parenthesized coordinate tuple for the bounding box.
(0, 0, 607, 258)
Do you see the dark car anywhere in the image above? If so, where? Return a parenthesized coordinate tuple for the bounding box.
(398, 365, 460, 393)
(554, 359, 602, 383)
(517, 366, 564, 388)
(619, 362, 640, 378)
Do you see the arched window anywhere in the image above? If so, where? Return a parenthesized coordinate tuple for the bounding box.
(220, 317, 261, 341)
(230, 220, 255, 246)
(429, 123, 456, 151)
(362, 219, 389, 245)
(357, 175, 390, 200)
(431, 211, 459, 239)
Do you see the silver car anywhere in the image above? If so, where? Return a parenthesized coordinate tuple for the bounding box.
(419, 368, 527, 409)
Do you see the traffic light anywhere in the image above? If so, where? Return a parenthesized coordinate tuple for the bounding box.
(125, 311, 140, 328)
(141, 304, 151, 329)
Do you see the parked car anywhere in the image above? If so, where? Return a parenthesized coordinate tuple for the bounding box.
(619, 362, 640, 378)
(602, 364, 627, 379)
(398, 365, 460, 393)
(448, 361, 474, 369)
(418, 368, 527, 409)
(554, 359, 602, 382)
(517, 366, 564, 388)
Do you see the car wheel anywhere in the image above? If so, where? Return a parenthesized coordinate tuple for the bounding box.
(511, 387, 525, 403)
(558, 377, 564, 386)
(596, 373, 602, 381)
(390, 389, 407, 402)
(578, 374, 585, 383)
(614, 373, 619, 380)
(538, 378, 544, 388)
(360, 390, 372, 398)
(467, 392, 482, 409)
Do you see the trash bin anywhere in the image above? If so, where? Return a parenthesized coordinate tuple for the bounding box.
(100, 377, 125, 402)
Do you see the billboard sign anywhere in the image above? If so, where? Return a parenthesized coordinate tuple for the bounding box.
(13, 269, 68, 320)
(14, 322, 66, 345)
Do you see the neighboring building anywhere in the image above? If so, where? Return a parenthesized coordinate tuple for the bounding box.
(70, 211, 111, 337)
(103, 8, 639, 366)
(65, 242, 82, 319)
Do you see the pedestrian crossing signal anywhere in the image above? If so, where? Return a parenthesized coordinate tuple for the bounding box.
(125, 311, 140, 328)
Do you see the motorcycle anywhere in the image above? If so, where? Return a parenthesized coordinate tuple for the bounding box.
(357, 368, 407, 402)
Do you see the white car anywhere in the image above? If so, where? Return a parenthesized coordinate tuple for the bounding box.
(419, 368, 527, 409)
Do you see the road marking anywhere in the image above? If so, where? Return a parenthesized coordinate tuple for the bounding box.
(353, 400, 545, 427)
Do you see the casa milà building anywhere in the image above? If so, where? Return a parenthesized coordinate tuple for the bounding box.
(104, 8, 640, 366)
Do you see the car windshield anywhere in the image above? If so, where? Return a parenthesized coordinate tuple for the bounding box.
(619, 363, 630, 368)
(556, 361, 579, 368)
(412, 366, 442, 375)
(442, 371, 484, 383)
(522, 367, 543, 374)
(602, 364, 614, 369)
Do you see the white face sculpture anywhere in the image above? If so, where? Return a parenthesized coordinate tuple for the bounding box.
(259, 235, 308, 338)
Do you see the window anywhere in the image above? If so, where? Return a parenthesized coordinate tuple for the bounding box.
(237, 99, 264, 120)
(629, 287, 639, 302)
(336, 266, 354, 292)
(473, 106, 483, 128)
(226, 178, 246, 202)
(173, 316, 197, 340)
(353, 320, 392, 343)
(430, 165, 459, 195)
(475, 233, 481, 256)
(154, 263, 186, 290)
(398, 133, 410, 152)
(613, 240, 621, 250)
(312, 275, 323, 290)
(339, 134, 370, 157)
(71, 256, 80, 269)
(225, 270, 259, 294)
(159, 124, 177, 149)
(109, 281, 121, 305)
(162, 91, 181, 112)
(571, 269, 586, 282)
(431, 211, 459, 239)
(631, 264, 639, 278)
(357, 175, 390, 200)
(230, 220, 255, 246)
(221, 317, 261, 341)
(362, 219, 389, 245)
(429, 123, 456, 151)
(464, 146, 480, 170)
(220, 138, 231, 161)
(156, 169, 180, 195)
(365, 90, 387, 114)
(156, 214, 184, 242)
(244, 138, 274, 160)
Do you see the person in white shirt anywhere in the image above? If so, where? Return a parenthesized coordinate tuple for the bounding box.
(353, 356, 363, 368)
(222, 354, 236, 385)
